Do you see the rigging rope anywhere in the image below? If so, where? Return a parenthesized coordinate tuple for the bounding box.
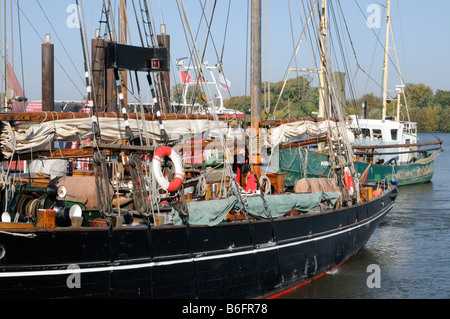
(353, 0, 407, 100)
(35, 0, 85, 87)
(16, 0, 25, 110)
(13, 1, 84, 98)
(93, 150, 113, 217)
(272, 0, 316, 118)
(76, 0, 100, 142)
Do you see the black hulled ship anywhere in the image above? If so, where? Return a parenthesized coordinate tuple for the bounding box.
(0, 0, 397, 299)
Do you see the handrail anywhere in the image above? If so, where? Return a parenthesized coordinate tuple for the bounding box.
(352, 140, 442, 150)
(354, 147, 442, 156)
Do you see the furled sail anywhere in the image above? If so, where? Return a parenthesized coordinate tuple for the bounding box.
(269, 119, 354, 148)
(0, 116, 227, 158)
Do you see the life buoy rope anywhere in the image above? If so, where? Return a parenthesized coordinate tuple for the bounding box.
(152, 146, 185, 192)
(344, 167, 354, 196)
(259, 174, 272, 195)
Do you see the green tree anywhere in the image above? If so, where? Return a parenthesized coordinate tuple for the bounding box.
(410, 105, 441, 132)
(438, 107, 450, 132)
(345, 93, 382, 118)
(405, 83, 434, 108)
(223, 76, 319, 120)
(175, 78, 450, 132)
(433, 89, 450, 107)
(224, 96, 251, 114)
(421, 105, 441, 132)
(263, 76, 319, 119)
(171, 83, 207, 107)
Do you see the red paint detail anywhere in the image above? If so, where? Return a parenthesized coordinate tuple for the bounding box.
(154, 146, 172, 159)
(344, 169, 354, 192)
(167, 177, 183, 192)
(245, 173, 258, 193)
(267, 259, 351, 299)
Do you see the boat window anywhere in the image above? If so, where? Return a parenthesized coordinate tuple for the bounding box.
(373, 129, 382, 140)
(390, 129, 398, 141)
(361, 128, 371, 139)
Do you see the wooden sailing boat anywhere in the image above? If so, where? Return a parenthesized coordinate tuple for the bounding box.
(0, 0, 397, 299)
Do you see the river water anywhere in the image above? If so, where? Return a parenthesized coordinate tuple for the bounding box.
(283, 133, 449, 299)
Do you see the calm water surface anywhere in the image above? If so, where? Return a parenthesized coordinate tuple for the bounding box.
(284, 133, 450, 299)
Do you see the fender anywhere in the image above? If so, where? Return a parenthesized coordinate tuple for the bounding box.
(344, 166, 354, 196)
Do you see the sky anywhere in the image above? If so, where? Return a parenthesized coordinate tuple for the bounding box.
(1, 0, 449, 104)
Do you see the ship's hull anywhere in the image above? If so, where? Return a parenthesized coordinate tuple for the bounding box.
(278, 148, 435, 187)
(354, 160, 434, 185)
(0, 188, 397, 299)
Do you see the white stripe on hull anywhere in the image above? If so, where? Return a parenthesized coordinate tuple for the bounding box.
(0, 204, 393, 278)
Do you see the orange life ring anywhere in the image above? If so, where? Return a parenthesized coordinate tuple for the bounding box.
(152, 146, 185, 192)
(344, 167, 354, 196)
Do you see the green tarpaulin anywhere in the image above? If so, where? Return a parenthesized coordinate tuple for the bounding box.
(171, 191, 340, 226)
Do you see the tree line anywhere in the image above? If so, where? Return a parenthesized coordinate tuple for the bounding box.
(220, 77, 449, 133)
(171, 76, 449, 132)
(343, 83, 450, 132)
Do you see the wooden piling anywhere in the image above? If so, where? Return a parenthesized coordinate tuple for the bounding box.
(41, 39, 54, 112)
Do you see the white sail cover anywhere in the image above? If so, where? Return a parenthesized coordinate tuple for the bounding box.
(269, 120, 354, 148)
(0, 116, 228, 158)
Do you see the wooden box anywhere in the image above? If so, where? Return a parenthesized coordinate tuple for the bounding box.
(37, 209, 56, 229)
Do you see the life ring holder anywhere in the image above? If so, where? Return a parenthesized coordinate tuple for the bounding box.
(259, 175, 272, 194)
(152, 146, 185, 192)
(245, 173, 272, 194)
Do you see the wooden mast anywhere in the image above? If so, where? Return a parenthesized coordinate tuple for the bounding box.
(250, 0, 262, 178)
(119, 0, 127, 107)
(317, 0, 330, 153)
(381, 0, 391, 120)
(318, 0, 329, 118)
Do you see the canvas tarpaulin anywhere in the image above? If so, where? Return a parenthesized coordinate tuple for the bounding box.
(0, 117, 228, 158)
(269, 120, 354, 148)
(172, 191, 340, 226)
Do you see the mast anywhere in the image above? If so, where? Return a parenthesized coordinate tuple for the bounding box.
(316, 0, 330, 153)
(318, 0, 329, 118)
(1, 0, 5, 113)
(250, 0, 262, 178)
(119, 0, 127, 106)
(381, 0, 391, 120)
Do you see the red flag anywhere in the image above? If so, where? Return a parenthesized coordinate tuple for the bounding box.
(180, 71, 195, 84)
